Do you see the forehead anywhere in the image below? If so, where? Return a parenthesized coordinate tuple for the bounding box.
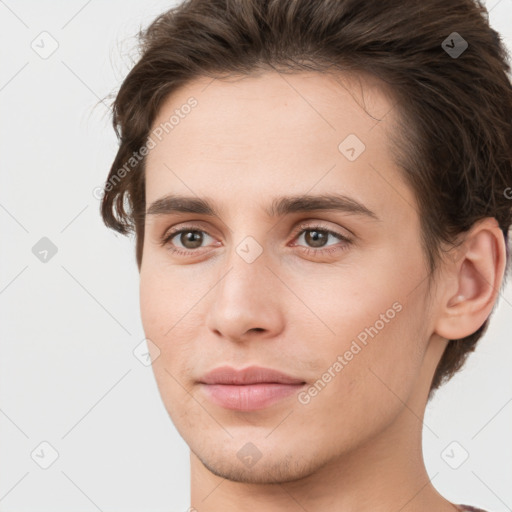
(144, 70, 415, 222)
(148, 70, 396, 152)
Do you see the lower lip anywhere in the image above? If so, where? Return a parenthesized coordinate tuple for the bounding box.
(200, 383, 305, 411)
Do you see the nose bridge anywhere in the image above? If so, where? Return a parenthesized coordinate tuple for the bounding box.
(216, 212, 274, 290)
(205, 226, 281, 338)
(216, 233, 272, 308)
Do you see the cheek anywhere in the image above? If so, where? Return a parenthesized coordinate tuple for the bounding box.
(139, 262, 201, 375)
(139, 252, 189, 339)
(297, 300, 426, 450)
(291, 261, 403, 347)
(139, 271, 165, 339)
(301, 258, 427, 400)
(139, 265, 187, 379)
(139, 270, 194, 418)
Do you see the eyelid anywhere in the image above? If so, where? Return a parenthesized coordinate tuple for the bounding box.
(162, 220, 351, 239)
(161, 220, 353, 254)
(161, 221, 215, 244)
(294, 221, 352, 240)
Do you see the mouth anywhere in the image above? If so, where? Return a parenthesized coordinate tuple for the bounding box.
(198, 365, 307, 411)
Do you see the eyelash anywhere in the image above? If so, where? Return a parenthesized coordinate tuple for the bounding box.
(160, 222, 352, 258)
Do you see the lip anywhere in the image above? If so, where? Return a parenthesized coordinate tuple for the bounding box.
(199, 365, 305, 385)
(198, 366, 306, 411)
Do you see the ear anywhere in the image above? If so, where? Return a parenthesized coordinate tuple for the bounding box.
(434, 218, 507, 340)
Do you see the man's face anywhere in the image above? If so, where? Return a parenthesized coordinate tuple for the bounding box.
(140, 71, 440, 483)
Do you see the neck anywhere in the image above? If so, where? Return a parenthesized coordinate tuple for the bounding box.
(190, 414, 453, 512)
(190, 336, 456, 512)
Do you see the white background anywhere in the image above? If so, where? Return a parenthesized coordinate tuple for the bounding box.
(0, 1, 511, 511)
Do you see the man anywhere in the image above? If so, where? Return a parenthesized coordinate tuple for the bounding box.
(100, 0, 512, 510)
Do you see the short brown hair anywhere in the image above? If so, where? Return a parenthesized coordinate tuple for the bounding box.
(100, 0, 512, 399)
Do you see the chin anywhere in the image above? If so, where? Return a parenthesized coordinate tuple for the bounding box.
(194, 447, 324, 485)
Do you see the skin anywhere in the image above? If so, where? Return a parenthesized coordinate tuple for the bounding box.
(139, 70, 506, 512)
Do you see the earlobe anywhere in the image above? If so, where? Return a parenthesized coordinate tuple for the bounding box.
(434, 219, 506, 341)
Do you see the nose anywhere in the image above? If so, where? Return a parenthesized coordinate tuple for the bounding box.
(204, 251, 284, 343)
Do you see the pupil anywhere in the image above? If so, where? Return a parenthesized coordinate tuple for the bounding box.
(182, 231, 202, 249)
(306, 230, 326, 247)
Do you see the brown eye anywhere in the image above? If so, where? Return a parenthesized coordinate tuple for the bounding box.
(302, 229, 330, 248)
(161, 223, 352, 258)
(175, 230, 204, 249)
(161, 225, 215, 255)
(290, 224, 353, 257)
(294, 227, 349, 249)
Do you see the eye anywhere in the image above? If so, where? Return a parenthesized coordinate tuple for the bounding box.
(291, 223, 352, 256)
(161, 223, 217, 256)
(160, 222, 352, 257)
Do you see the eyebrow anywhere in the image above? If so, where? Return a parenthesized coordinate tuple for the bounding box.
(146, 193, 380, 221)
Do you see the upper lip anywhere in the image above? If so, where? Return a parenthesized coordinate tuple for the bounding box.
(199, 365, 306, 385)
